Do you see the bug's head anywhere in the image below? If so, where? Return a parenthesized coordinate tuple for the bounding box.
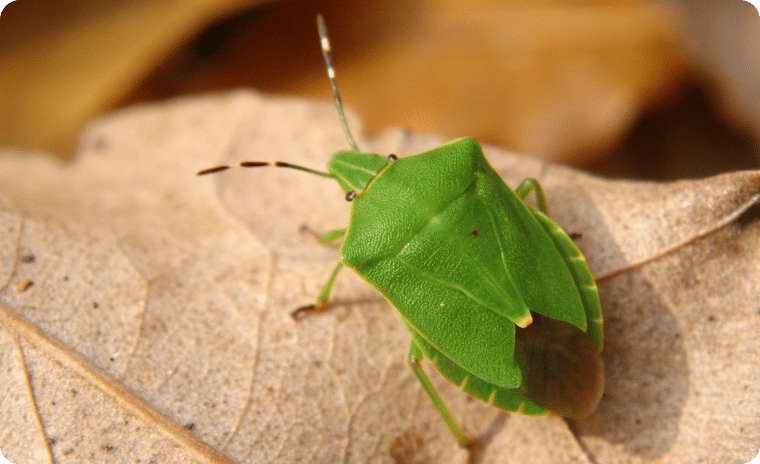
(327, 151, 395, 194)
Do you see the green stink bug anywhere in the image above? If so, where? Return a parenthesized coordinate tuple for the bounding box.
(198, 15, 604, 448)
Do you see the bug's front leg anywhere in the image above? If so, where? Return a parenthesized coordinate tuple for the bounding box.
(300, 226, 346, 245)
(515, 178, 549, 215)
(408, 342, 473, 448)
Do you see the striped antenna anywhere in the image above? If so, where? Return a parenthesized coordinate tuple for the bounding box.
(196, 15, 355, 178)
(317, 14, 359, 152)
(197, 161, 333, 178)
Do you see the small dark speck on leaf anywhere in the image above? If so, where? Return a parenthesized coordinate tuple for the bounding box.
(94, 137, 108, 151)
(390, 429, 425, 463)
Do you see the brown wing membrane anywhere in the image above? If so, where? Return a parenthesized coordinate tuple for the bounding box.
(513, 313, 605, 419)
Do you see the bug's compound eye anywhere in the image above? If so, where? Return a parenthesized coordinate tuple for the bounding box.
(345, 191, 357, 201)
(471, 230, 478, 237)
(387, 154, 398, 162)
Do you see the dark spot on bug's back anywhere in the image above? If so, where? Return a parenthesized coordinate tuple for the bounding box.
(707, 315, 716, 322)
(93, 302, 99, 309)
(471, 230, 478, 237)
(184, 423, 196, 430)
(20, 253, 35, 263)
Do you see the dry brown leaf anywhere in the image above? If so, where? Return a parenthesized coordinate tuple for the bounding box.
(0, 91, 758, 463)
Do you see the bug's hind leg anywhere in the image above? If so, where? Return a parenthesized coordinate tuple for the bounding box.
(515, 178, 549, 215)
(292, 261, 344, 320)
(408, 342, 473, 449)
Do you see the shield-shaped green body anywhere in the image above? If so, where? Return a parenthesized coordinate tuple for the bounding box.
(339, 137, 604, 419)
(198, 15, 604, 447)
(199, 135, 605, 445)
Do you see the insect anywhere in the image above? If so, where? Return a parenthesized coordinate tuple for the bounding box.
(198, 15, 604, 448)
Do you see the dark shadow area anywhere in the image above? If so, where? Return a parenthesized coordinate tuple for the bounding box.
(574, 272, 688, 458)
(585, 82, 758, 181)
(122, 0, 420, 106)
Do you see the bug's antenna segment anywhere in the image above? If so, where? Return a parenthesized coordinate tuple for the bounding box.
(317, 14, 359, 152)
(197, 161, 334, 178)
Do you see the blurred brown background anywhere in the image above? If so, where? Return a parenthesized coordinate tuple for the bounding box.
(0, 0, 758, 179)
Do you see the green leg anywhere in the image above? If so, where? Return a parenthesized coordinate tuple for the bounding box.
(291, 261, 344, 319)
(301, 226, 346, 245)
(408, 342, 472, 448)
(515, 178, 549, 215)
(318, 228, 346, 244)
